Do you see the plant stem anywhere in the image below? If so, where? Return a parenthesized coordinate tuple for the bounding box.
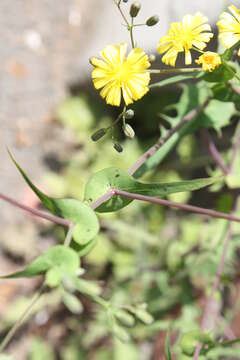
(128, 100, 209, 176)
(201, 129, 229, 175)
(129, 18, 135, 48)
(231, 84, 240, 96)
(149, 68, 202, 74)
(0, 285, 45, 353)
(113, 189, 240, 223)
(64, 223, 75, 247)
(115, 2, 129, 27)
(0, 192, 71, 228)
(90, 190, 114, 210)
(193, 197, 238, 360)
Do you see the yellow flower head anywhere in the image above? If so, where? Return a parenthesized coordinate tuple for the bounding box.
(217, 5, 240, 56)
(90, 43, 151, 107)
(195, 52, 222, 72)
(157, 13, 213, 67)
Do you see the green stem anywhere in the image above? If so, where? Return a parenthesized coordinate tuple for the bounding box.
(0, 285, 45, 353)
(149, 68, 202, 74)
(129, 18, 135, 48)
(116, 3, 129, 27)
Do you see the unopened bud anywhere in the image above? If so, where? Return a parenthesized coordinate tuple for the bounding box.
(113, 143, 123, 153)
(125, 109, 135, 119)
(146, 15, 159, 27)
(91, 128, 107, 142)
(149, 54, 156, 62)
(123, 0, 128, 2)
(130, 1, 141, 17)
(123, 124, 135, 139)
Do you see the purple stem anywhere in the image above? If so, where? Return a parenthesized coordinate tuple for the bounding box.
(128, 101, 209, 176)
(0, 192, 71, 228)
(112, 189, 240, 223)
(202, 129, 229, 175)
(90, 190, 114, 210)
(193, 197, 238, 359)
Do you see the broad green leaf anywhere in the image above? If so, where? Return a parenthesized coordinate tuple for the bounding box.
(203, 63, 236, 83)
(84, 167, 220, 212)
(196, 100, 236, 132)
(8, 151, 99, 245)
(150, 72, 203, 89)
(1, 245, 80, 279)
(165, 331, 173, 360)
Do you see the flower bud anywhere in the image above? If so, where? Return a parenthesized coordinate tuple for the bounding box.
(123, 124, 135, 139)
(130, 1, 141, 17)
(149, 54, 156, 62)
(146, 15, 159, 27)
(91, 128, 107, 142)
(123, 0, 128, 2)
(125, 109, 135, 119)
(113, 143, 123, 153)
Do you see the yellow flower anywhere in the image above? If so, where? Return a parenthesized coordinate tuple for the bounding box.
(90, 43, 151, 107)
(157, 13, 213, 67)
(217, 5, 240, 56)
(195, 52, 222, 72)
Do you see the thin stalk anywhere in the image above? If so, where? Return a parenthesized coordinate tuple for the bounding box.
(129, 18, 135, 48)
(0, 285, 45, 352)
(149, 68, 202, 74)
(202, 129, 229, 175)
(193, 199, 237, 359)
(90, 190, 114, 210)
(64, 223, 75, 247)
(113, 189, 240, 223)
(128, 100, 210, 176)
(115, 2, 130, 27)
(0, 192, 70, 228)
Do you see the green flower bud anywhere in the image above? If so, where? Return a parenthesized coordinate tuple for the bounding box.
(91, 128, 107, 142)
(130, 1, 141, 17)
(113, 143, 123, 153)
(123, 123, 135, 139)
(146, 15, 159, 26)
(125, 109, 135, 119)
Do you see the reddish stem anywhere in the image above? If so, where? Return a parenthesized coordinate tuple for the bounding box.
(113, 189, 240, 223)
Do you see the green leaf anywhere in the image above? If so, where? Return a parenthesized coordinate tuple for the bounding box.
(165, 330, 173, 360)
(1, 245, 80, 279)
(196, 100, 236, 132)
(150, 72, 203, 89)
(203, 63, 236, 83)
(8, 150, 99, 245)
(84, 167, 220, 212)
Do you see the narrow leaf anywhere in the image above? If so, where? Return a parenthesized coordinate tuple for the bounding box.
(85, 167, 220, 213)
(150, 72, 203, 89)
(8, 151, 100, 245)
(165, 330, 173, 360)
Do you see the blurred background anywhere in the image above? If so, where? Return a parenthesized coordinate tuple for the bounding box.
(1, 1, 240, 359)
